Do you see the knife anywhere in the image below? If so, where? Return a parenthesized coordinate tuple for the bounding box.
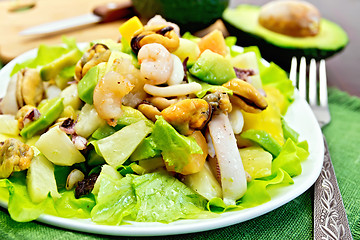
(313, 138, 352, 239)
(19, 1, 134, 36)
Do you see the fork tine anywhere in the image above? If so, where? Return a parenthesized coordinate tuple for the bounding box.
(319, 60, 328, 107)
(290, 57, 297, 86)
(299, 57, 307, 99)
(309, 59, 317, 106)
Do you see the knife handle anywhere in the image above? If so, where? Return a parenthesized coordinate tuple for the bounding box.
(93, 1, 134, 23)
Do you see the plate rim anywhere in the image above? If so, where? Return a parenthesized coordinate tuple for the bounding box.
(0, 45, 324, 237)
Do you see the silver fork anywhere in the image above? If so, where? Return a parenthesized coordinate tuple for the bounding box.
(290, 57, 352, 240)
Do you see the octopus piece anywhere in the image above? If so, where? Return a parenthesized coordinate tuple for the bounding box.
(161, 99, 212, 135)
(15, 105, 40, 130)
(0, 138, 34, 179)
(75, 43, 111, 81)
(208, 112, 247, 205)
(223, 78, 268, 113)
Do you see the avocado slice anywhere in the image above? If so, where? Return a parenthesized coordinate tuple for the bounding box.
(222, 5, 348, 69)
(189, 50, 236, 85)
(77, 62, 106, 105)
(40, 49, 83, 81)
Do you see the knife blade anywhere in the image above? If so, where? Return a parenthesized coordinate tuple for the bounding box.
(19, 1, 134, 36)
(313, 138, 352, 239)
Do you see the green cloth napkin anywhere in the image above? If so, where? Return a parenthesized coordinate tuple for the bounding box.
(1, 88, 359, 240)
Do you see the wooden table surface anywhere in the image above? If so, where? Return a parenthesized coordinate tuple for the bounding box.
(1, 0, 359, 97)
(231, 0, 360, 97)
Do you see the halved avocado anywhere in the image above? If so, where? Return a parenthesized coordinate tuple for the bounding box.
(222, 5, 348, 70)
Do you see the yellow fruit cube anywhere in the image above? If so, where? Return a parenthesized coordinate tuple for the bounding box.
(239, 88, 284, 146)
(119, 16, 143, 43)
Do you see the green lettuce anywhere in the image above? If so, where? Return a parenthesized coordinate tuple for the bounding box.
(207, 137, 309, 212)
(238, 168, 293, 208)
(10, 36, 79, 76)
(0, 172, 95, 222)
(130, 135, 161, 161)
(281, 118, 300, 143)
(54, 190, 96, 219)
(91, 172, 213, 225)
(151, 116, 202, 172)
(207, 168, 293, 212)
(116, 105, 154, 128)
(260, 62, 294, 111)
(91, 174, 136, 225)
(181, 32, 200, 42)
(243, 46, 267, 72)
(272, 139, 309, 177)
(0, 172, 56, 222)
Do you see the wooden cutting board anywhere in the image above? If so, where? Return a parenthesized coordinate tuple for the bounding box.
(0, 0, 134, 63)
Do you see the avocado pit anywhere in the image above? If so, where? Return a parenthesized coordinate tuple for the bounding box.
(258, 0, 321, 37)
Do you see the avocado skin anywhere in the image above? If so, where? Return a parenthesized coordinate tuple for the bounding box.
(131, 0, 229, 33)
(222, 6, 348, 70)
(224, 21, 345, 70)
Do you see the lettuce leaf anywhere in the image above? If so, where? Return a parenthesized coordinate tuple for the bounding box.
(272, 138, 309, 177)
(10, 36, 79, 76)
(132, 171, 212, 222)
(54, 190, 95, 219)
(238, 168, 293, 208)
(243, 46, 267, 72)
(0, 172, 56, 222)
(91, 172, 212, 225)
(207, 168, 293, 212)
(130, 135, 161, 161)
(181, 32, 200, 42)
(207, 137, 309, 212)
(0, 172, 95, 222)
(117, 105, 154, 128)
(260, 62, 294, 109)
(91, 174, 136, 225)
(151, 116, 202, 172)
(281, 117, 300, 142)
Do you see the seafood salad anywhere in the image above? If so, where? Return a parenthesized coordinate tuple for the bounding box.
(0, 15, 309, 225)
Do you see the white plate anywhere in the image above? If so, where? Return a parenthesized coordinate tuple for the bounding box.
(0, 46, 324, 237)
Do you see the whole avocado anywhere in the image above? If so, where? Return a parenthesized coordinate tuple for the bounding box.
(131, 0, 229, 32)
(222, 4, 348, 70)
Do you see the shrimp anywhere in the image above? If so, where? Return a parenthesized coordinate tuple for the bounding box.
(137, 43, 173, 85)
(93, 66, 134, 126)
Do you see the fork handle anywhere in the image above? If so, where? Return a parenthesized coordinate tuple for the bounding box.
(313, 138, 352, 239)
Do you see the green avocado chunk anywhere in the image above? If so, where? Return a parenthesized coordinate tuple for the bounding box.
(40, 49, 83, 81)
(240, 129, 282, 157)
(20, 97, 64, 139)
(77, 62, 106, 105)
(189, 50, 236, 85)
(222, 5, 348, 69)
